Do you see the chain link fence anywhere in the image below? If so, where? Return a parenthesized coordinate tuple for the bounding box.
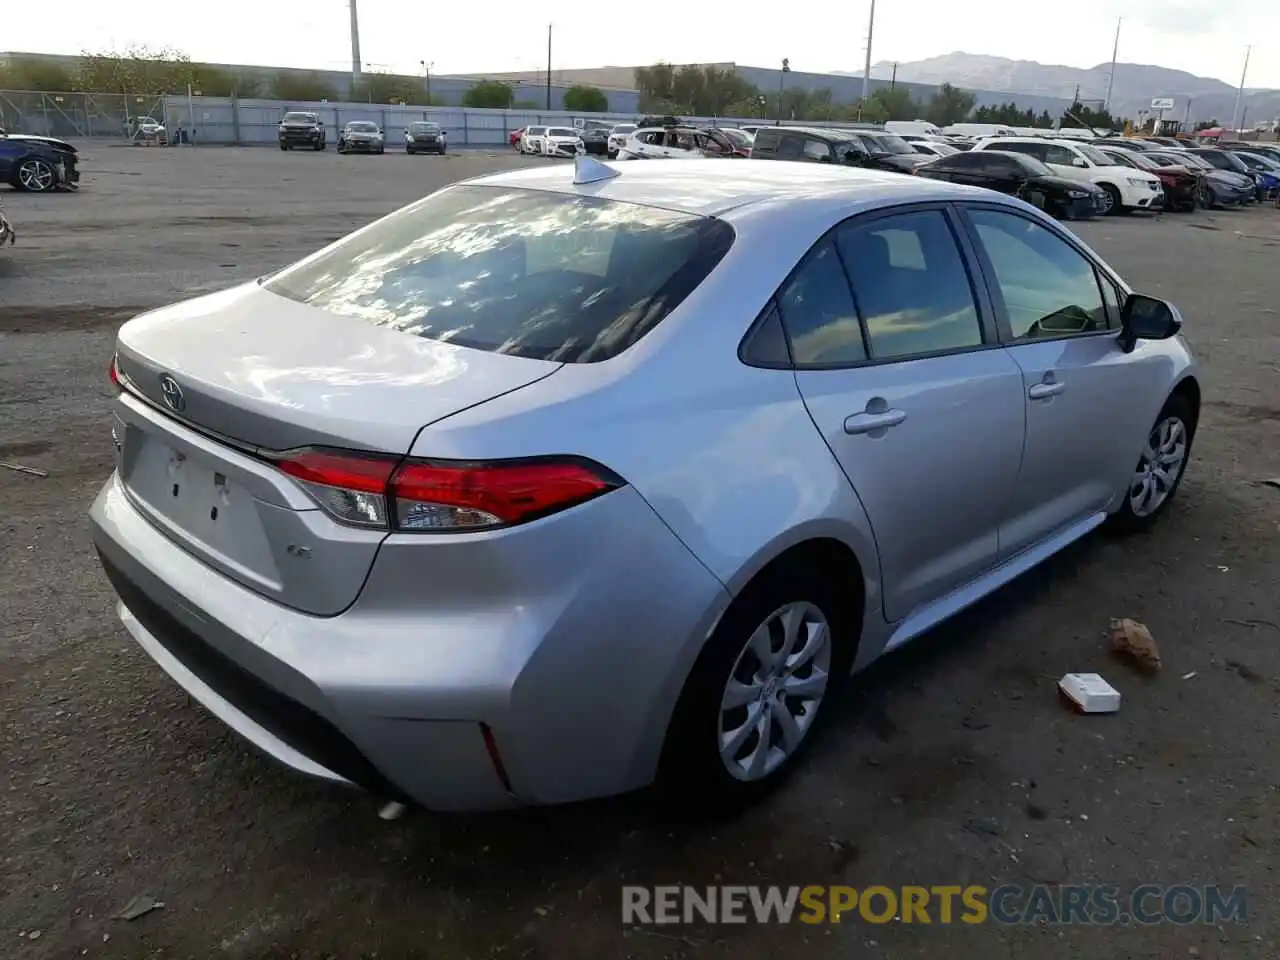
(0, 91, 169, 141)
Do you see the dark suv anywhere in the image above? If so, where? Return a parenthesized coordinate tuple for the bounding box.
(278, 112, 327, 151)
(750, 126, 928, 174)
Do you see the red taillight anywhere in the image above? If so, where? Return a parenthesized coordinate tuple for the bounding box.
(109, 353, 122, 389)
(268, 447, 622, 533)
(390, 456, 621, 531)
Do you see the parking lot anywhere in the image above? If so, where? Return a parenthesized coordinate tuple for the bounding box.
(3, 144, 1280, 959)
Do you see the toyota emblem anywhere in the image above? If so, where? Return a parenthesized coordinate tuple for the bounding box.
(158, 374, 186, 413)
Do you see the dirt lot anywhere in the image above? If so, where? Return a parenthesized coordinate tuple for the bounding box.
(2, 145, 1280, 960)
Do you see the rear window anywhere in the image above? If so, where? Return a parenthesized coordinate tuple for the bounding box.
(263, 185, 735, 363)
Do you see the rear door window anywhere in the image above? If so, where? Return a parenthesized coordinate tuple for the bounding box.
(776, 134, 804, 160)
(264, 186, 734, 363)
(802, 139, 832, 161)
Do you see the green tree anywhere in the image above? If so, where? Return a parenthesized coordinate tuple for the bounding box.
(844, 97, 889, 123)
(186, 64, 238, 97)
(353, 71, 421, 105)
(513, 99, 539, 109)
(462, 80, 514, 109)
(1038, 109, 1053, 128)
(0, 56, 75, 91)
(869, 86, 920, 121)
(635, 62, 758, 116)
(77, 45, 195, 94)
(923, 82, 976, 126)
(268, 71, 335, 102)
(1061, 100, 1117, 132)
(563, 85, 608, 112)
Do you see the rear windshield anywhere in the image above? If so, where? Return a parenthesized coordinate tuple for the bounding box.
(263, 185, 735, 363)
(283, 113, 317, 122)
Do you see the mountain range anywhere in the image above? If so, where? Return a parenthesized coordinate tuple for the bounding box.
(850, 53, 1278, 127)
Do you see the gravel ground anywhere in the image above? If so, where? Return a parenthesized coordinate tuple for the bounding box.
(2, 145, 1280, 960)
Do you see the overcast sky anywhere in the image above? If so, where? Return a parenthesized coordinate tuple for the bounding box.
(7, 0, 1274, 89)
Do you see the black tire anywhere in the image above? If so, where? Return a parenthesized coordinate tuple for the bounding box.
(13, 157, 58, 193)
(314, 139, 325, 152)
(1099, 183, 1123, 216)
(279, 142, 288, 151)
(655, 559, 859, 817)
(406, 146, 414, 154)
(1106, 393, 1196, 535)
(438, 146, 446, 155)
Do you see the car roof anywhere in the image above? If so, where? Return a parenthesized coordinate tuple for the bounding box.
(460, 158, 989, 218)
(760, 125, 860, 141)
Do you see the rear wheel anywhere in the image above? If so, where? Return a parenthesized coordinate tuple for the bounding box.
(1106, 393, 1196, 534)
(279, 142, 288, 151)
(656, 560, 857, 815)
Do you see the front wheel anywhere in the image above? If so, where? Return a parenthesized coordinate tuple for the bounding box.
(1106, 393, 1196, 534)
(313, 139, 325, 151)
(656, 562, 857, 815)
(14, 158, 57, 193)
(279, 142, 288, 151)
(1098, 183, 1123, 216)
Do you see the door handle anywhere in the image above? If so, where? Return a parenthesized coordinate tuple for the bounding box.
(844, 409, 907, 435)
(1028, 380, 1066, 400)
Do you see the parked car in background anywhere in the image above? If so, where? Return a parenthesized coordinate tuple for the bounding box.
(718, 128, 755, 157)
(405, 121, 447, 155)
(607, 123, 637, 158)
(1097, 147, 1199, 212)
(535, 127, 586, 158)
(1185, 147, 1263, 202)
(846, 131, 934, 173)
(519, 126, 547, 154)
(1228, 151, 1280, 200)
(1143, 136, 1191, 150)
(579, 123, 611, 156)
(1217, 141, 1280, 165)
(910, 140, 960, 159)
(0, 133, 81, 192)
(749, 126, 925, 175)
(885, 120, 945, 138)
(92, 159, 1201, 814)
(1093, 138, 1165, 154)
(337, 121, 385, 155)
(917, 150, 1105, 219)
(1149, 151, 1251, 208)
(278, 112, 326, 151)
(129, 115, 168, 144)
(510, 127, 525, 150)
(0, 203, 14, 246)
(972, 137, 1163, 215)
(616, 124, 739, 160)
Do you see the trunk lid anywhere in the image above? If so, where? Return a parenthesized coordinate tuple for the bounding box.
(112, 282, 562, 615)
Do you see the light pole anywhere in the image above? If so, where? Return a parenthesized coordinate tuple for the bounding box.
(1103, 17, 1121, 112)
(546, 24, 553, 110)
(861, 0, 876, 104)
(1229, 45, 1251, 135)
(420, 60, 433, 104)
(349, 0, 362, 85)
(777, 58, 790, 123)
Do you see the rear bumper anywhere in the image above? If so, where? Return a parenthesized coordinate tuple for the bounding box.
(90, 471, 728, 811)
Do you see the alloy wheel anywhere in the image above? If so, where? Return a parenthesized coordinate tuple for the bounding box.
(1129, 415, 1188, 518)
(18, 159, 55, 192)
(717, 601, 832, 782)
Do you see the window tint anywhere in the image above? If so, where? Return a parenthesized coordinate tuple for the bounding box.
(776, 135, 804, 160)
(943, 152, 987, 168)
(991, 142, 1043, 159)
(803, 139, 831, 161)
(968, 208, 1108, 340)
(264, 185, 734, 364)
(837, 211, 984, 360)
(1045, 144, 1078, 165)
(776, 239, 866, 365)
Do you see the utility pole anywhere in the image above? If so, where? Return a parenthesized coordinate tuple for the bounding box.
(1103, 17, 1121, 111)
(777, 58, 790, 123)
(546, 24, 553, 110)
(861, 0, 876, 104)
(349, 0, 362, 85)
(890, 62, 898, 90)
(1072, 83, 1080, 106)
(1229, 45, 1251, 134)
(1183, 97, 1193, 131)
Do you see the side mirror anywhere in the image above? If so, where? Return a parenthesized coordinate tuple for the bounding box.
(1119, 293, 1182, 352)
(1073, 157, 1089, 168)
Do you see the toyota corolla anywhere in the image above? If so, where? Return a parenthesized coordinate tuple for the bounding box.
(92, 158, 1201, 813)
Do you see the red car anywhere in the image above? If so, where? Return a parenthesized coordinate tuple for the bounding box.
(509, 127, 524, 150)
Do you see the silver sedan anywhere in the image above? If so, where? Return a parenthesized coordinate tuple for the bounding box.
(91, 158, 1200, 813)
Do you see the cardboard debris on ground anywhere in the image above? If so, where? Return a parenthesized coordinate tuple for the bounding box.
(1059, 673, 1122, 714)
(1109, 618, 1162, 674)
(113, 894, 164, 921)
